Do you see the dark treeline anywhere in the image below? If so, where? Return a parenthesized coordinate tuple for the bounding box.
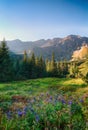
(0, 40, 84, 82)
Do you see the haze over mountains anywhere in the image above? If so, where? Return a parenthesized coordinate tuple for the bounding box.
(1, 35, 88, 60)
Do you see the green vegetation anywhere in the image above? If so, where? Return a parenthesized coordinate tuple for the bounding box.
(0, 78, 87, 100)
(0, 78, 88, 130)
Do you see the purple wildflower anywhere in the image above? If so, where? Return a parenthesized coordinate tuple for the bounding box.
(68, 101, 72, 105)
(46, 92, 49, 96)
(6, 111, 12, 119)
(35, 115, 40, 122)
(17, 111, 23, 117)
(50, 96, 52, 100)
(79, 99, 84, 103)
(61, 99, 66, 104)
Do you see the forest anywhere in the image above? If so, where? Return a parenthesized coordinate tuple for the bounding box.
(0, 39, 88, 83)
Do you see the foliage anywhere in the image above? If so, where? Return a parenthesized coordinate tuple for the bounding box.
(0, 78, 88, 130)
(0, 93, 87, 130)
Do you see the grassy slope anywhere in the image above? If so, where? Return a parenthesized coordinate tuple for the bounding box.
(0, 78, 87, 101)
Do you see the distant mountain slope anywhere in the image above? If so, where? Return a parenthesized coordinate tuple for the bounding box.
(31, 35, 88, 60)
(6, 39, 34, 54)
(0, 35, 88, 60)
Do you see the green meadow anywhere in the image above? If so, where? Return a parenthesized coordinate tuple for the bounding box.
(0, 78, 87, 100)
(0, 78, 88, 130)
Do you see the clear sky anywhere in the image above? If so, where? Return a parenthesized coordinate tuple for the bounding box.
(0, 0, 88, 41)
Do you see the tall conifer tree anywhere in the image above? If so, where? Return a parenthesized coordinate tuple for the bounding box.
(0, 39, 13, 81)
(50, 52, 57, 76)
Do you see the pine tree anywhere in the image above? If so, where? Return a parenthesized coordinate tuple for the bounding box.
(39, 56, 46, 77)
(23, 50, 28, 62)
(29, 52, 36, 78)
(13, 59, 21, 80)
(35, 57, 40, 77)
(63, 60, 69, 76)
(50, 52, 58, 76)
(0, 39, 14, 82)
(57, 61, 62, 77)
(35, 56, 46, 77)
(46, 59, 50, 72)
(19, 50, 29, 79)
(60, 60, 69, 77)
(45, 59, 51, 76)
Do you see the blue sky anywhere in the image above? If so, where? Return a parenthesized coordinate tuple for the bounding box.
(0, 0, 88, 41)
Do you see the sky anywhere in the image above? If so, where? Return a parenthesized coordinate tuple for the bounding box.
(0, 0, 88, 41)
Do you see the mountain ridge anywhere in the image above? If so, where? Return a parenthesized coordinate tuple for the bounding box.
(0, 35, 88, 60)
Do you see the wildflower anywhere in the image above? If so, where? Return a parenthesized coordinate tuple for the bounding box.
(48, 98, 52, 103)
(35, 114, 40, 122)
(17, 111, 23, 117)
(50, 96, 52, 100)
(79, 99, 84, 103)
(61, 99, 66, 104)
(6, 111, 12, 119)
(68, 101, 72, 105)
(46, 92, 49, 96)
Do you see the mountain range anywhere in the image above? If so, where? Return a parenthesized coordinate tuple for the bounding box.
(1, 35, 88, 60)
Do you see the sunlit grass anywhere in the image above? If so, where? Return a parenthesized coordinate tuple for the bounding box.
(0, 78, 87, 101)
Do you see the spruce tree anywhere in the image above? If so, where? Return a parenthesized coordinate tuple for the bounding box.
(45, 59, 51, 77)
(0, 39, 13, 82)
(50, 52, 57, 76)
(60, 60, 69, 77)
(13, 59, 21, 80)
(35, 57, 40, 77)
(57, 61, 62, 77)
(29, 52, 36, 78)
(38, 56, 46, 77)
(20, 50, 29, 79)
